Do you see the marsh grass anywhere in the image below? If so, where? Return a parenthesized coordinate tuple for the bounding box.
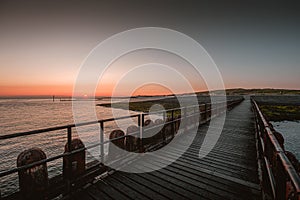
(99, 98, 182, 117)
(260, 105, 300, 121)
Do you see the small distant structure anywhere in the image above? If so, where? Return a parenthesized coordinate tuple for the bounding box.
(52, 95, 55, 102)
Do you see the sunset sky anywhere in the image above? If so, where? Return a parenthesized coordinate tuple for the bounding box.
(0, 0, 299, 97)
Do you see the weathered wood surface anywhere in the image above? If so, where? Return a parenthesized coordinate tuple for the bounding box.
(76, 99, 261, 200)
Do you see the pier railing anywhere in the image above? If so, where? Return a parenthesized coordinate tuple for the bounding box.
(252, 99, 300, 200)
(0, 97, 244, 199)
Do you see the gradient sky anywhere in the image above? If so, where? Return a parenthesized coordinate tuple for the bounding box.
(0, 0, 299, 96)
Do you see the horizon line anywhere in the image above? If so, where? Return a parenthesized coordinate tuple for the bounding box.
(0, 87, 299, 99)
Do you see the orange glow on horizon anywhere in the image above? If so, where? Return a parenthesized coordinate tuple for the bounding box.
(132, 84, 174, 96)
(0, 83, 201, 97)
(0, 85, 73, 96)
(3, 83, 295, 97)
(0, 84, 175, 97)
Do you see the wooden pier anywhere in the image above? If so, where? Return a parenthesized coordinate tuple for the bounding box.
(1, 97, 299, 200)
(76, 99, 261, 200)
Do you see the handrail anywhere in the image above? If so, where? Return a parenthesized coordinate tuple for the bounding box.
(0, 97, 244, 198)
(0, 114, 140, 140)
(251, 98, 300, 200)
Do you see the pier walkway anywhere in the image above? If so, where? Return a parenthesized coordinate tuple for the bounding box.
(77, 99, 261, 200)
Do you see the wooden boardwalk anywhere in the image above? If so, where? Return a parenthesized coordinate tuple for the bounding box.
(76, 99, 261, 200)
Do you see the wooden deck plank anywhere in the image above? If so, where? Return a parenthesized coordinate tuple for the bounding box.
(111, 173, 170, 200)
(142, 153, 260, 197)
(127, 163, 211, 200)
(154, 142, 258, 179)
(86, 185, 113, 200)
(102, 175, 151, 200)
(129, 158, 235, 200)
(125, 164, 201, 200)
(146, 152, 259, 192)
(159, 145, 258, 174)
(92, 179, 132, 200)
(118, 172, 186, 200)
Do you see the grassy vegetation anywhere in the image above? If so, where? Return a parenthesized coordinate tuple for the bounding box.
(99, 98, 180, 113)
(259, 105, 300, 121)
(99, 97, 205, 118)
(223, 88, 300, 95)
(193, 88, 300, 96)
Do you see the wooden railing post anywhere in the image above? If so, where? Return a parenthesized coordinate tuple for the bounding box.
(63, 138, 85, 180)
(108, 129, 125, 161)
(17, 148, 48, 200)
(183, 107, 187, 133)
(204, 104, 208, 122)
(66, 127, 72, 195)
(275, 153, 287, 200)
(171, 110, 175, 137)
(100, 121, 104, 163)
(140, 114, 144, 153)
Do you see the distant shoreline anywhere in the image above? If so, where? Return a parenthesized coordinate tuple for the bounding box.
(1, 88, 300, 99)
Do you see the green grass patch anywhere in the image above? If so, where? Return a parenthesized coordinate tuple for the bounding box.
(259, 105, 300, 121)
(100, 99, 179, 112)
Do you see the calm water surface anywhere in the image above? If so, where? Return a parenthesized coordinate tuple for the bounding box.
(0, 98, 151, 196)
(271, 120, 300, 161)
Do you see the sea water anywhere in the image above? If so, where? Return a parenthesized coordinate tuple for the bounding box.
(0, 98, 145, 196)
(271, 120, 300, 161)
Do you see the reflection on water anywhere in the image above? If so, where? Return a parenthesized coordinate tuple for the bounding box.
(0, 98, 144, 196)
(271, 120, 300, 161)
